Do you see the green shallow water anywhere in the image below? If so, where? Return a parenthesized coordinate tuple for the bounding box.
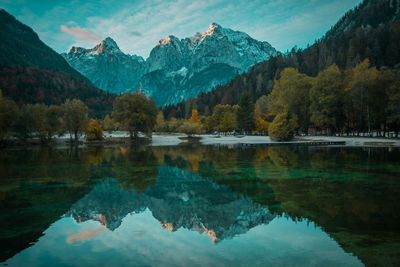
(0, 144, 399, 266)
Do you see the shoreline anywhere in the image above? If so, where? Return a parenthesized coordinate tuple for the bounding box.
(1, 133, 400, 148)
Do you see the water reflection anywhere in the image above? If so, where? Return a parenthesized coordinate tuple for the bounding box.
(1, 145, 400, 266)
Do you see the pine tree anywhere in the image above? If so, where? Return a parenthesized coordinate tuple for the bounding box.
(237, 93, 255, 134)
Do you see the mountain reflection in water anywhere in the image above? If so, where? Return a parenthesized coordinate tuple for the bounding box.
(1, 145, 399, 266)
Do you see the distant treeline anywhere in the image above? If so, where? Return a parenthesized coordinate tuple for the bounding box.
(157, 60, 400, 139)
(0, 91, 157, 144)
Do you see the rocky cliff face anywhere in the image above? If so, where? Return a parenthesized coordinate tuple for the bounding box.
(62, 37, 145, 94)
(63, 23, 277, 105)
(68, 166, 275, 242)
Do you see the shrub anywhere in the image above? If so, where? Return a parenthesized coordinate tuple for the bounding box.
(269, 112, 298, 141)
(179, 121, 202, 137)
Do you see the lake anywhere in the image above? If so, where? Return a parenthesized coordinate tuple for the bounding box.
(1, 144, 399, 266)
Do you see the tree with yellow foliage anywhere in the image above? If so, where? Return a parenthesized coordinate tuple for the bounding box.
(86, 119, 103, 141)
(189, 109, 201, 124)
(255, 117, 269, 135)
(269, 111, 298, 141)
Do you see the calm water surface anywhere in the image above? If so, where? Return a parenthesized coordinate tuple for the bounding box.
(0, 144, 399, 266)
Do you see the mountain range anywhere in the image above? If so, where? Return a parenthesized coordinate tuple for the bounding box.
(62, 23, 277, 105)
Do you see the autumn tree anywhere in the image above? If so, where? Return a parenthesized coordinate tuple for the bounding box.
(86, 119, 103, 141)
(62, 99, 89, 142)
(268, 68, 312, 133)
(255, 117, 269, 135)
(309, 64, 345, 134)
(155, 111, 166, 132)
(189, 109, 201, 124)
(166, 118, 183, 132)
(112, 92, 157, 139)
(203, 104, 239, 133)
(103, 114, 114, 134)
(269, 111, 298, 141)
(218, 111, 237, 133)
(346, 59, 378, 134)
(255, 95, 269, 120)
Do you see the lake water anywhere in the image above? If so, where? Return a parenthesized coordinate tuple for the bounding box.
(1, 144, 399, 266)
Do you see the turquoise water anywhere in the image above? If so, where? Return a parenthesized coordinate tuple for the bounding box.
(0, 145, 399, 266)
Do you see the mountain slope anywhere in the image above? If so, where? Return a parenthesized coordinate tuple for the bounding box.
(166, 0, 400, 118)
(0, 9, 91, 84)
(64, 23, 277, 105)
(0, 9, 115, 118)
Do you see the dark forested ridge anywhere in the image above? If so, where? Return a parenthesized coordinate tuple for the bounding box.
(0, 66, 115, 118)
(164, 0, 400, 118)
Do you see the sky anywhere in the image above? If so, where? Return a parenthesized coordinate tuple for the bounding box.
(0, 0, 362, 59)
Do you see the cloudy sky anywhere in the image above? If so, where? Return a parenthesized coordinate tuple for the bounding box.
(1, 0, 362, 58)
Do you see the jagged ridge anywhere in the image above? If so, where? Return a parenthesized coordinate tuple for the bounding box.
(63, 23, 277, 105)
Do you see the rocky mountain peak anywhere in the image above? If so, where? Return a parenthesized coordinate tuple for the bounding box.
(93, 37, 121, 54)
(201, 22, 221, 41)
(68, 46, 86, 55)
(156, 35, 180, 47)
(62, 37, 145, 94)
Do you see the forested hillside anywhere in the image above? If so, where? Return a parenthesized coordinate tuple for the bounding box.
(164, 0, 400, 118)
(0, 66, 114, 118)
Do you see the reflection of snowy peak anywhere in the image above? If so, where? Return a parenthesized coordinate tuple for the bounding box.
(68, 166, 275, 242)
(63, 23, 277, 105)
(67, 179, 148, 231)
